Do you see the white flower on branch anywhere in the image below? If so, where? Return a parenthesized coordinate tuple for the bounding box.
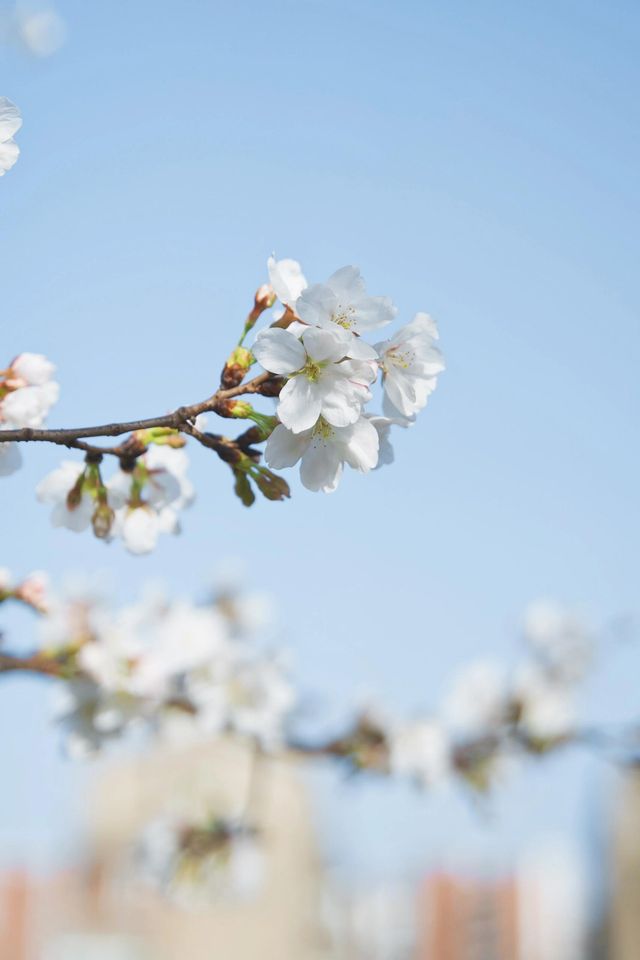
(267, 255, 307, 313)
(253, 326, 375, 433)
(10, 352, 56, 386)
(0, 97, 21, 175)
(523, 600, 593, 684)
(513, 664, 575, 742)
(443, 660, 508, 735)
(388, 719, 451, 788)
(296, 265, 396, 334)
(1, 352, 59, 476)
(265, 416, 379, 492)
(376, 313, 445, 417)
(36, 461, 95, 531)
(109, 446, 195, 554)
(1, 353, 59, 428)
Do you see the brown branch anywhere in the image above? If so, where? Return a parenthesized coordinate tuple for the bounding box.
(0, 373, 274, 449)
(0, 652, 65, 677)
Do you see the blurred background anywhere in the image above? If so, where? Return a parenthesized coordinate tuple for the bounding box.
(0, 0, 639, 957)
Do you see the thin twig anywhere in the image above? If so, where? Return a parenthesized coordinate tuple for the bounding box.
(0, 372, 274, 447)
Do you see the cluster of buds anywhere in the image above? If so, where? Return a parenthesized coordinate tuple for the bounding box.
(36, 432, 195, 554)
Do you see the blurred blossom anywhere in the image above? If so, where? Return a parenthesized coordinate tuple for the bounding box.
(443, 659, 507, 734)
(9, 2, 66, 57)
(135, 814, 265, 906)
(388, 718, 451, 788)
(523, 600, 593, 683)
(37, 577, 294, 757)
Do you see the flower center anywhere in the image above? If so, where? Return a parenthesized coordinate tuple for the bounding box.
(312, 418, 335, 442)
(302, 358, 323, 382)
(388, 346, 415, 370)
(332, 304, 356, 330)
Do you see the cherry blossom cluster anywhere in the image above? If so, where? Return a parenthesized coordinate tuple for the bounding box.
(135, 814, 264, 906)
(253, 257, 445, 492)
(36, 435, 197, 554)
(6, 575, 292, 758)
(1, 572, 630, 900)
(0, 573, 603, 789)
(329, 601, 595, 793)
(1, 262, 443, 551)
(0, 352, 59, 475)
(0, 97, 21, 176)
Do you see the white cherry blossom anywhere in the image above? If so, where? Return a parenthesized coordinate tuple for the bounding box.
(253, 326, 374, 433)
(296, 265, 396, 334)
(1, 353, 59, 460)
(36, 461, 95, 532)
(0, 98, 21, 175)
(265, 415, 379, 492)
(1, 380, 59, 427)
(376, 313, 445, 417)
(10, 352, 56, 386)
(523, 600, 593, 683)
(388, 719, 451, 787)
(267, 255, 307, 311)
(443, 660, 507, 735)
(514, 664, 575, 741)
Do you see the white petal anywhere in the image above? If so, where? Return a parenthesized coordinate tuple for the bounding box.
(11, 353, 55, 385)
(51, 495, 94, 532)
(382, 368, 416, 417)
(0, 442, 21, 476)
(267, 256, 307, 305)
(277, 377, 322, 433)
(351, 295, 396, 330)
(318, 379, 363, 428)
(122, 508, 160, 554)
(404, 311, 439, 339)
(36, 461, 84, 503)
(301, 326, 350, 363)
(295, 283, 337, 327)
(326, 265, 364, 300)
(347, 337, 379, 361)
(264, 424, 310, 468)
(300, 442, 342, 493)
(338, 417, 379, 472)
(0, 98, 22, 141)
(253, 328, 306, 375)
(0, 140, 19, 175)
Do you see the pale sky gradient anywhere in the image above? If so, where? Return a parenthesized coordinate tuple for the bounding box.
(0, 0, 638, 883)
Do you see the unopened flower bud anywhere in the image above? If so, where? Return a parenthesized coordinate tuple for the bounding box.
(92, 501, 115, 539)
(133, 427, 186, 449)
(220, 346, 254, 389)
(233, 468, 255, 507)
(66, 473, 85, 510)
(251, 466, 290, 502)
(254, 284, 276, 311)
(15, 571, 49, 611)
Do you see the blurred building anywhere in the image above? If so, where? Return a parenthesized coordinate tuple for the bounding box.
(607, 768, 640, 960)
(0, 737, 329, 960)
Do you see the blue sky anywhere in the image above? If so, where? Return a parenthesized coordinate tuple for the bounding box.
(0, 0, 639, 881)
